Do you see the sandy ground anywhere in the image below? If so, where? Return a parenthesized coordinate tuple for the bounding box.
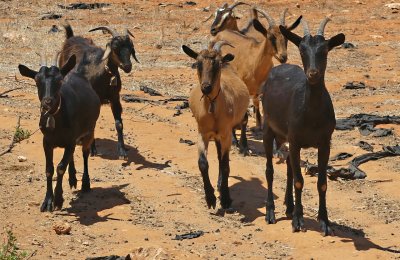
(0, 0, 399, 259)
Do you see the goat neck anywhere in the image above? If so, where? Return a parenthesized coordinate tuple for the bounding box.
(201, 77, 222, 114)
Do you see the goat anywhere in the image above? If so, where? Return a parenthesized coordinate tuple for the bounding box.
(18, 53, 101, 212)
(182, 41, 249, 209)
(213, 12, 301, 138)
(262, 17, 345, 236)
(59, 24, 139, 160)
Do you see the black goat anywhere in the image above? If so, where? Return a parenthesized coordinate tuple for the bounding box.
(262, 17, 345, 236)
(18, 53, 100, 212)
(59, 24, 139, 160)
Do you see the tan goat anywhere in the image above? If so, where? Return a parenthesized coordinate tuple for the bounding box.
(182, 41, 249, 209)
(213, 8, 302, 130)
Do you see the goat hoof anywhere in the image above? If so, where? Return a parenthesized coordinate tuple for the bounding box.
(239, 146, 249, 156)
(119, 150, 128, 160)
(53, 196, 64, 211)
(292, 214, 306, 232)
(205, 193, 217, 209)
(40, 195, 54, 212)
(265, 209, 276, 224)
(285, 210, 293, 219)
(69, 176, 77, 189)
(81, 180, 91, 193)
(220, 196, 232, 210)
(319, 220, 334, 236)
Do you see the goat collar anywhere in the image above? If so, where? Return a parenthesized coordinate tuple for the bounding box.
(104, 64, 115, 76)
(201, 87, 221, 114)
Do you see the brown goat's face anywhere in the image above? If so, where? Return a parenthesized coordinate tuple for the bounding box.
(182, 45, 234, 96)
(210, 7, 236, 36)
(109, 35, 137, 73)
(267, 25, 288, 64)
(18, 55, 76, 113)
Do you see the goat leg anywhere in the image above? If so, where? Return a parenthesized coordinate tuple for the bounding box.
(41, 141, 54, 212)
(239, 112, 249, 156)
(90, 139, 98, 156)
(54, 145, 75, 210)
(290, 144, 305, 232)
(81, 133, 94, 192)
(198, 134, 216, 209)
(68, 155, 77, 189)
(263, 127, 276, 224)
(110, 95, 128, 160)
(215, 140, 222, 192)
(284, 155, 294, 218)
(253, 96, 262, 130)
(218, 135, 232, 209)
(317, 144, 334, 236)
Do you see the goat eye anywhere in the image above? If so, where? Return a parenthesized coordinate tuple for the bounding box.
(191, 62, 198, 69)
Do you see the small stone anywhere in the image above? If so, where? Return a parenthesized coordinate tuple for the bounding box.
(18, 155, 27, 162)
(53, 222, 71, 235)
(83, 241, 90, 246)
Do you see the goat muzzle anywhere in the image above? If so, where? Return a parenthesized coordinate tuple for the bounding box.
(201, 83, 213, 95)
(306, 70, 320, 83)
(120, 63, 132, 73)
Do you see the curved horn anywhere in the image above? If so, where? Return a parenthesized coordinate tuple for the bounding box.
(36, 52, 47, 67)
(302, 18, 310, 36)
(316, 17, 331, 36)
(280, 8, 289, 26)
(212, 40, 234, 53)
(89, 26, 119, 37)
(228, 2, 251, 10)
(51, 52, 60, 67)
(101, 44, 112, 61)
(254, 7, 276, 27)
(125, 29, 135, 38)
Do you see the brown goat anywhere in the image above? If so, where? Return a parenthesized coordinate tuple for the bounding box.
(182, 41, 249, 209)
(213, 8, 301, 129)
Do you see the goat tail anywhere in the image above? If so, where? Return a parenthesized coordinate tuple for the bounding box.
(63, 24, 74, 39)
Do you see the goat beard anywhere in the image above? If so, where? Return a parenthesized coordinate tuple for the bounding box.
(39, 115, 55, 130)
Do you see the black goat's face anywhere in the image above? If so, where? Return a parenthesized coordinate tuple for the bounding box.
(109, 35, 137, 73)
(210, 5, 236, 36)
(279, 21, 345, 84)
(253, 16, 302, 64)
(18, 55, 76, 113)
(182, 45, 234, 95)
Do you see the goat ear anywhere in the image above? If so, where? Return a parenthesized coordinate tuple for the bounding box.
(60, 55, 76, 77)
(287, 15, 302, 31)
(328, 33, 345, 51)
(253, 19, 268, 36)
(18, 65, 37, 79)
(279, 25, 302, 47)
(182, 45, 198, 60)
(221, 53, 234, 64)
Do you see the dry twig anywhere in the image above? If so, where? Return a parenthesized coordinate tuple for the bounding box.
(0, 117, 21, 157)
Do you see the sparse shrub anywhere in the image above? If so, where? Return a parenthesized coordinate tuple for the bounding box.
(0, 229, 27, 260)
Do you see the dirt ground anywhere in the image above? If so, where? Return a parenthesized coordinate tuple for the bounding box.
(0, 0, 399, 259)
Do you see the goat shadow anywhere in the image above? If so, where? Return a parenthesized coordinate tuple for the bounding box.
(278, 216, 400, 254)
(228, 176, 277, 223)
(93, 138, 171, 170)
(60, 184, 131, 226)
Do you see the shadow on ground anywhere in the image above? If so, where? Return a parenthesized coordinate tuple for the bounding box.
(61, 184, 131, 226)
(93, 138, 171, 170)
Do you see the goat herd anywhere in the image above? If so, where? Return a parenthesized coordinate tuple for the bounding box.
(17, 2, 345, 237)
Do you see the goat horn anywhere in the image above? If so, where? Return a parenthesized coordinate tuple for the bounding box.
(51, 52, 60, 67)
(316, 17, 331, 36)
(254, 7, 276, 27)
(89, 26, 119, 37)
(101, 44, 112, 61)
(212, 40, 234, 53)
(302, 19, 310, 36)
(228, 2, 251, 10)
(280, 8, 289, 26)
(125, 29, 135, 38)
(36, 52, 47, 67)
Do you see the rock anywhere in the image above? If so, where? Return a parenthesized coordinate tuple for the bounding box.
(53, 222, 72, 235)
(18, 155, 27, 162)
(385, 3, 400, 10)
